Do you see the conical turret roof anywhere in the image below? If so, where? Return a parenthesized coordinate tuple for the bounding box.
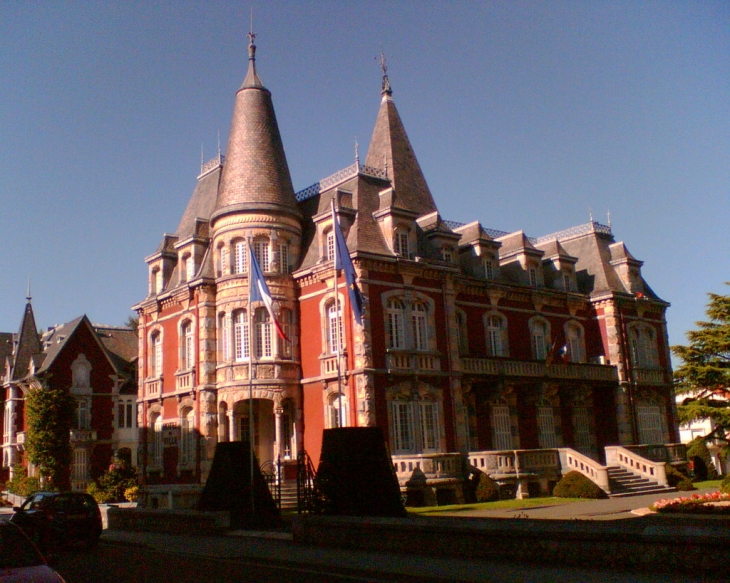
(213, 35, 299, 221)
(11, 298, 41, 380)
(364, 65, 437, 217)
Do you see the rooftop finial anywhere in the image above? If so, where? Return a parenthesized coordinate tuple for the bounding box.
(217, 129, 221, 158)
(248, 8, 256, 61)
(354, 139, 359, 167)
(379, 48, 392, 96)
(200, 144, 204, 173)
(607, 209, 611, 228)
(26, 277, 31, 302)
(589, 207, 594, 223)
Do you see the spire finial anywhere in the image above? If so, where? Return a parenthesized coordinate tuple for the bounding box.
(607, 209, 611, 228)
(26, 277, 31, 302)
(589, 207, 594, 223)
(248, 9, 256, 61)
(200, 144, 204, 173)
(354, 139, 360, 167)
(379, 48, 392, 96)
(217, 129, 221, 158)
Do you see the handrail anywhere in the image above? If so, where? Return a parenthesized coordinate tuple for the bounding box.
(296, 450, 318, 514)
(558, 448, 610, 492)
(605, 445, 668, 487)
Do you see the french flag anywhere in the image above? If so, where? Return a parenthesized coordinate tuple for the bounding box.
(248, 245, 288, 341)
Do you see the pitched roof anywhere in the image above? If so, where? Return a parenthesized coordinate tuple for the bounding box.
(213, 39, 299, 220)
(11, 301, 41, 380)
(364, 87, 437, 218)
(175, 164, 221, 240)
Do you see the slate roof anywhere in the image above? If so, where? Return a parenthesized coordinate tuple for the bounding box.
(11, 301, 41, 381)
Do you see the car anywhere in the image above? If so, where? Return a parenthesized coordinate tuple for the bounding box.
(0, 520, 66, 582)
(10, 492, 102, 552)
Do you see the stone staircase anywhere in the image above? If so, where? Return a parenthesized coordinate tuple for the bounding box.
(606, 466, 675, 498)
(267, 481, 299, 512)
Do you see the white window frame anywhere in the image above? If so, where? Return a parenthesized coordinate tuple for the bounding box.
(279, 242, 289, 274)
(386, 299, 406, 349)
(255, 308, 272, 358)
(536, 399, 558, 448)
(491, 402, 512, 450)
(253, 239, 269, 272)
(411, 302, 428, 351)
(234, 241, 247, 274)
(389, 399, 441, 455)
(327, 301, 343, 354)
(394, 230, 409, 258)
(180, 407, 195, 466)
(233, 310, 249, 361)
(486, 315, 506, 357)
(181, 320, 194, 370)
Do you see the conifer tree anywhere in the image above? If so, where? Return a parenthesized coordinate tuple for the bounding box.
(672, 284, 730, 450)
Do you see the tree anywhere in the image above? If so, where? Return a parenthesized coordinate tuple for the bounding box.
(672, 284, 730, 452)
(25, 384, 76, 489)
(125, 315, 139, 335)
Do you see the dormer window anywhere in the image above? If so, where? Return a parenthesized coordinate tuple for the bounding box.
(563, 273, 572, 292)
(529, 267, 538, 288)
(151, 267, 163, 294)
(325, 229, 335, 261)
(185, 254, 195, 282)
(394, 230, 409, 258)
(483, 258, 494, 280)
(440, 248, 453, 263)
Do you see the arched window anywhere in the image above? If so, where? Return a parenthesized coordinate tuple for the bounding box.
(386, 298, 406, 349)
(233, 241, 247, 274)
(180, 407, 195, 466)
(279, 309, 293, 358)
(76, 399, 90, 430)
(326, 301, 343, 355)
(325, 229, 335, 261)
(181, 320, 194, 370)
(253, 238, 269, 272)
(394, 229, 409, 258)
(255, 308, 272, 358)
(486, 315, 507, 357)
(220, 246, 229, 276)
(149, 331, 162, 377)
(411, 302, 429, 351)
(233, 310, 249, 361)
(630, 326, 659, 369)
(440, 247, 453, 263)
(150, 413, 163, 468)
(530, 320, 549, 360)
(491, 399, 512, 450)
(572, 406, 592, 455)
(536, 398, 558, 448)
(565, 322, 585, 363)
(219, 313, 231, 361)
(388, 396, 442, 454)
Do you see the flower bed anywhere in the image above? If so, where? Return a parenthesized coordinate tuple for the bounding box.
(650, 491, 730, 514)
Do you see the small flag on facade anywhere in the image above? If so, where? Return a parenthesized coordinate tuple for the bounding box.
(332, 202, 365, 325)
(249, 244, 288, 340)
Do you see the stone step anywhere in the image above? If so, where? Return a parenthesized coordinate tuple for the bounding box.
(605, 466, 675, 498)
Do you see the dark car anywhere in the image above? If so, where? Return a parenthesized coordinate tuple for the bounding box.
(10, 492, 102, 551)
(0, 520, 66, 582)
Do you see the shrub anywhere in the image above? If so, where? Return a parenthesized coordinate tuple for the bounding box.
(675, 478, 697, 491)
(665, 464, 690, 488)
(86, 482, 113, 504)
(95, 457, 139, 502)
(686, 437, 719, 481)
(7, 464, 41, 498)
(719, 474, 730, 494)
(124, 486, 139, 503)
(474, 473, 500, 502)
(553, 471, 608, 499)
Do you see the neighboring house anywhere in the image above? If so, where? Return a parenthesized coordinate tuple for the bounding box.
(134, 37, 677, 507)
(0, 299, 137, 490)
(676, 392, 728, 476)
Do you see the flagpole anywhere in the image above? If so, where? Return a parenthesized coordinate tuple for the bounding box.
(331, 200, 343, 428)
(247, 237, 256, 518)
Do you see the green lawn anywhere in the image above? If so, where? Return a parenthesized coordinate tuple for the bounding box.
(691, 479, 722, 490)
(407, 496, 589, 515)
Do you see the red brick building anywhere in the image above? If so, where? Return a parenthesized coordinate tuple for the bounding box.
(1, 300, 137, 490)
(134, 37, 678, 506)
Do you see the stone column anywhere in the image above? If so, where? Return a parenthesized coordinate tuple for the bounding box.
(274, 406, 283, 460)
(228, 411, 238, 441)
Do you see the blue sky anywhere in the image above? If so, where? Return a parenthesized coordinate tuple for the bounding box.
(1, 1, 728, 353)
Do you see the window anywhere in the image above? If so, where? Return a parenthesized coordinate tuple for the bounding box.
(630, 326, 659, 368)
(233, 310, 249, 361)
(72, 449, 88, 483)
(253, 239, 269, 272)
(239, 405, 259, 448)
(71, 354, 91, 389)
(220, 246, 229, 276)
(151, 268, 163, 294)
(529, 267, 538, 288)
(563, 273, 571, 292)
(327, 392, 348, 429)
(185, 254, 195, 281)
(234, 241, 247, 274)
(394, 230, 409, 258)
(536, 399, 558, 448)
(441, 248, 452, 263)
(388, 399, 441, 454)
(491, 401, 512, 450)
(181, 321, 194, 370)
(636, 405, 664, 444)
(117, 400, 135, 429)
(456, 310, 468, 355)
(279, 242, 289, 274)
(531, 320, 548, 360)
(254, 308, 272, 358)
(150, 332, 162, 377)
(220, 313, 231, 361)
(76, 399, 90, 430)
(279, 309, 292, 358)
(325, 230, 335, 261)
(150, 414, 163, 468)
(483, 258, 494, 280)
(565, 323, 585, 363)
(386, 299, 406, 349)
(180, 407, 195, 466)
(486, 315, 506, 357)
(411, 302, 428, 351)
(327, 301, 343, 354)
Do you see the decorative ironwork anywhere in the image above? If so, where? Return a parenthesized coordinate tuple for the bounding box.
(533, 221, 612, 244)
(295, 163, 389, 202)
(199, 154, 225, 178)
(260, 457, 282, 509)
(296, 449, 319, 514)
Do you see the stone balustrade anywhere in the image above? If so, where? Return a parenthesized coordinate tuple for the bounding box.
(467, 449, 561, 478)
(386, 352, 440, 373)
(558, 448, 610, 491)
(605, 445, 668, 487)
(391, 452, 464, 483)
(624, 443, 687, 464)
(175, 371, 194, 391)
(634, 368, 666, 385)
(145, 378, 161, 397)
(461, 357, 617, 381)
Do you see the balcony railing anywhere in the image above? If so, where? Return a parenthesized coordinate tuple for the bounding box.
(468, 449, 561, 478)
(624, 443, 687, 464)
(461, 357, 618, 381)
(320, 354, 347, 377)
(633, 368, 666, 385)
(176, 370, 194, 391)
(145, 378, 161, 397)
(392, 452, 464, 483)
(386, 352, 440, 373)
(70, 429, 97, 442)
